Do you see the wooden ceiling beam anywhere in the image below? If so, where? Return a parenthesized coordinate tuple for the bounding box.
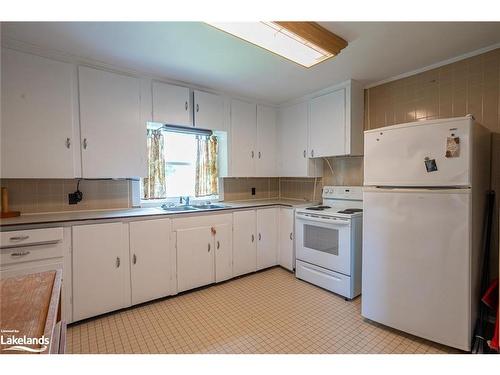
(274, 22, 348, 55)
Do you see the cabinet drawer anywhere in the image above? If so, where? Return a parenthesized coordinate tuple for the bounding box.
(1, 227, 63, 249)
(295, 260, 351, 298)
(0, 242, 64, 266)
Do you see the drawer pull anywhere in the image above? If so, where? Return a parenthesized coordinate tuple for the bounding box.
(217, 241, 220, 250)
(132, 254, 137, 265)
(116, 257, 121, 268)
(11, 251, 30, 257)
(9, 235, 30, 241)
(289, 232, 293, 240)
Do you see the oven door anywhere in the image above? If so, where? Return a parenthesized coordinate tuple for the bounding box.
(295, 213, 351, 276)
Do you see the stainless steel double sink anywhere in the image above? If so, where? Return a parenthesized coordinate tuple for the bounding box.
(160, 203, 229, 212)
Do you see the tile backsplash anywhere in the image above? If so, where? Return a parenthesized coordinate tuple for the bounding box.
(365, 47, 500, 279)
(222, 178, 279, 201)
(0, 179, 131, 213)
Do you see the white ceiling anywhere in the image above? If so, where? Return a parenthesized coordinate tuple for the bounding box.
(2, 22, 500, 104)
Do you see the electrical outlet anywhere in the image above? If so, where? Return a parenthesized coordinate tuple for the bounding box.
(68, 190, 83, 205)
(251, 187, 256, 196)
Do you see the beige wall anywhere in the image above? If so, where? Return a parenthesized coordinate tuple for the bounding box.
(0, 179, 131, 213)
(365, 47, 500, 279)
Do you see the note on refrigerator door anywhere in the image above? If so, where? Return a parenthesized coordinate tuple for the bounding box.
(446, 137, 460, 158)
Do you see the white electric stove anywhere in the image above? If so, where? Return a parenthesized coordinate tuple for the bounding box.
(295, 186, 363, 299)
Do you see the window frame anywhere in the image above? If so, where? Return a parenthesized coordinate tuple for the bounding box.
(138, 123, 222, 207)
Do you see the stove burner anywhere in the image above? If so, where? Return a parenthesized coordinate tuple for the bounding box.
(337, 208, 363, 214)
(306, 205, 331, 211)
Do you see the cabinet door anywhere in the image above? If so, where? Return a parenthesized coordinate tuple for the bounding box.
(233, 210, 257, 276)
(129, 219, 174, 305)
(309, 89, 346, 157)
(79, 66, 146, 178)
(1, 49, 77, 178)
(256, 208, 279, 270)
(194, 90, 225, 131)
(152, 81, 191, 126)
(230, 99, 256, 177)
(72, 223, 130, 321)
(214, 223, 233, 282)
(277, 102, 309, 177)
(279, 208, 295, 271)
(176, 226, 215, 292)
(256, 105, 277, 177)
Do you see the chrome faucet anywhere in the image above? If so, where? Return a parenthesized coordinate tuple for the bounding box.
(179, 196, 190, 206)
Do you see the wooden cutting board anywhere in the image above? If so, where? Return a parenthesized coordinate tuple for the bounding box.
(0, 270, 62, 354)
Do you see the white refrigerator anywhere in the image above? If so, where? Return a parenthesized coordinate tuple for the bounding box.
(362, 115, 491, 351)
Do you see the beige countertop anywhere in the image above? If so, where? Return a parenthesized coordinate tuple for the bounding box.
(0, 199, 316, 228)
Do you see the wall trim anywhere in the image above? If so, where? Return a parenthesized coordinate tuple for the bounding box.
(365, 42, 500, 89)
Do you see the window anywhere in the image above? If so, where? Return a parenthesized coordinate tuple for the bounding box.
(141, 125, 219, 201)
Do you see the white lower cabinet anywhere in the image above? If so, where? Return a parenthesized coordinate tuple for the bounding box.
(214, 223, 233, 282)
(233, 210, 257, 276)
(278, 208, 295, 271)
(176, 226, 215, 292)
(70, 208, 291, 321)
(256, 208, 279, 270)
(129, 219, 175, 305)
(173, 214, 233, 292)
(72, 223, 131, 321)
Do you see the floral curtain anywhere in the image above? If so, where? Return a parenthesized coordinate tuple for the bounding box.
(195, 135, 218, 197)
(143, 129, 166, 199)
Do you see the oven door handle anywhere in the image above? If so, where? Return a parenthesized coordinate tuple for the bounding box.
(296, 214, 350, 226)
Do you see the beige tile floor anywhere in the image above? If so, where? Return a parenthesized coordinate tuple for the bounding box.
(67, 267, 460, 354)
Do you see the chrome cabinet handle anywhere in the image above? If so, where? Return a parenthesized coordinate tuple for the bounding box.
(311, 149, 314, 157)
(258, 233, 261, 241)
(217, 241, 220, 250)
(289, 232, 293, 240)
(116, 257, 121, 268)
(251, 234, 254, 242)
(83, 138, 88, 149)
(251, 151, 254, 158)
(208, 243, 211, 252)
(303, 150, 306, 158)
(196, 104, 199, 112)
(132, 254, 137, 265)
(9, 235, 30, 241)
(11, 251, 30, 257)
(258, 151, 261, 159)
(185, 101, 188, 111)
(66, 138, 71, 149)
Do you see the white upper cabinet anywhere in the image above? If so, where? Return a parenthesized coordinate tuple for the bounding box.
(308, 80, 364, 157)
(256, 105, 277, 177)
(277, 102, 322, 177)
(78, 66, 147, 178)
(152, 81, 191, 126)
(1, 49, 78, 178)
(193, 90, 225, 131)
(230, 99, 257, 177)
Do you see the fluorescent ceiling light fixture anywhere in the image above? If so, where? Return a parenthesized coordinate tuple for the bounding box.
(206, 22, 347, 68)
